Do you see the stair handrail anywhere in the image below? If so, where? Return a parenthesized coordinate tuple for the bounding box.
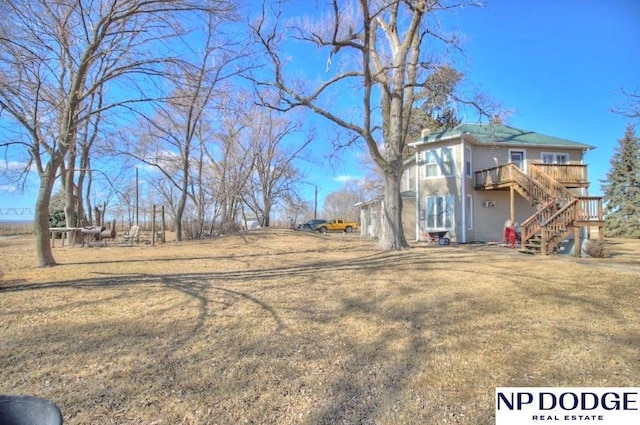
(520, 200, 558, 246)
(529, 164, 576, 206)
(539, 198, 579, 254)
(508, 164, 556, 205)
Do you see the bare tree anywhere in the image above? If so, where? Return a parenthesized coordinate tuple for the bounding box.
(251, 0, 486, 250)
(121, 15, 246, 241)
(201, 94, 255, 235)
(322, 185, 363, 220)
(613, 87, 640, 120)
(0, 0, 236, 266)
(243, 107, 312, 227)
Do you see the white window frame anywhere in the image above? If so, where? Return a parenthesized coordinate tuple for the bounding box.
(425, 194, 455, 230)
(508, 149, 526, 170)
(541, 152, 569, 164)
(423, 147, 456, 178)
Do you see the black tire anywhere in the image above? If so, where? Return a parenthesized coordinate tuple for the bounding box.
(319, 227, 327, 234)
(344, 226, 352, 233)
(438, 237, 447, 246)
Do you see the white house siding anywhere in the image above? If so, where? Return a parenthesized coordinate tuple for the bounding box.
(463, 176, 475, 242)
(472, 190, 537, 242)
(473, 145, 585, 172)
(402, 197, 416, 241)
(525, 148, 584, 164)
(473, 146, 509, 171)
(358, 200, 382, 238)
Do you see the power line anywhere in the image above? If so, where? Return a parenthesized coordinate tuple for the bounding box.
(0, 208, 34, 216)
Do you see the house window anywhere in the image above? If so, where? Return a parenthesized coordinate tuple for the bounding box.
(541, 153, 569, 164)
(426, 195, 454, 229)
(510, 150, 525, 169)
(441, 147, 454, 176)
(424, 147, 455, 178)
(465, 146, 472, 178)
(424, 150, 438, 177)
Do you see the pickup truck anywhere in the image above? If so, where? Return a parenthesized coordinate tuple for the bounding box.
(316, 219, 359, 234)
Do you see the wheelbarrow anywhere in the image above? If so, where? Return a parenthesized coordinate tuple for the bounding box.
(426, 230, 450, 245)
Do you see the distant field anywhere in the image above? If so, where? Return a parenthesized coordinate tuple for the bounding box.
(0, 220, 33, 236)
(1, 230, 639, 424)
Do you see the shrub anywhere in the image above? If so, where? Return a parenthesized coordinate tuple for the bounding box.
(584, 239, 609, 258)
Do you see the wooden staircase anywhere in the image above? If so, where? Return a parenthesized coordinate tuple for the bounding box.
(475, 164, 604, 255)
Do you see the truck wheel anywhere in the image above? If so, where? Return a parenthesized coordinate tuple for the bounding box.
(344, 226, 352, 233)
(319, 227, 327, 234)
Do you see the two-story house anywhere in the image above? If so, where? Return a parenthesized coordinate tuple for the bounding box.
(357, 123, 604, 255)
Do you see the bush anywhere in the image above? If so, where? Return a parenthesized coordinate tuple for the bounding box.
(584, 239, 609, 258)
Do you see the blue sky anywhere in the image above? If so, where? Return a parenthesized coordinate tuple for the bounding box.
(1, 0, 638, 221)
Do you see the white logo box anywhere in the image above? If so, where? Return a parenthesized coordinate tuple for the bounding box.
(496, 387, 640, 425)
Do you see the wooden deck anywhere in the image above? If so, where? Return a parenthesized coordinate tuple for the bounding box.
(474, 163, 603, 255)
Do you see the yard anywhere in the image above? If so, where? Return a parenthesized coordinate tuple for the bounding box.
(1, 230, 638, 424)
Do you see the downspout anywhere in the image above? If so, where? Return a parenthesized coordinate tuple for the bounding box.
(460, 136, 466, 243)
(415, 148, 421, 242)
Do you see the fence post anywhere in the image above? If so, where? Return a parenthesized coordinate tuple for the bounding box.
(152, 204, 156, 247)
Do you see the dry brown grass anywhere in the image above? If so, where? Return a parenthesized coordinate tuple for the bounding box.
(1, 230, 639, 424)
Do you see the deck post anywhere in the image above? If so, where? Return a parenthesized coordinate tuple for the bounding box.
(574, 226, 581, 258)
(541, 228, 547, 255)
(510, 186, 515, 225)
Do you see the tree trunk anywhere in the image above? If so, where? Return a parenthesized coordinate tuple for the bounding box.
(64, 168, 77, 228)
(175, 192, 186, 241)
(34, 171, 57, 267)
(379, 165, 409, 251)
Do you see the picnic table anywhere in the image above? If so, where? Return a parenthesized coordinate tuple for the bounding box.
(49, 227, 79, 248)
(49, 226, 106, 247)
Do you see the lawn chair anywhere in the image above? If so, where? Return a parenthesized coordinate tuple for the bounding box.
(122, 225, 139, 244)
(0, 395, 63, 425)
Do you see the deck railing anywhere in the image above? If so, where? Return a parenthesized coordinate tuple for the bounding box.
(539, 199, 579, 255)
(576, 197, 604, 222)
(531, 163, 588, 184)
(520, 200, 559, 245)
(475, 164, 556, 204)
(474, 164, 511, 187)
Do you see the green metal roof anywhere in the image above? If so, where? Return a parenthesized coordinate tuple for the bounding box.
(413, 123, 595, 150)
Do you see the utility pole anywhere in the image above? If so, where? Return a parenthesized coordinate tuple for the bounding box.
(314, 186, 318, 220)
(135, 167, 139, 226)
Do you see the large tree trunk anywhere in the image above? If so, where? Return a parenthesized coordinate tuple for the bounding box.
(175, 197, 185, 241)
(379, 164, 409, 250)
(34, 171, 58, 267)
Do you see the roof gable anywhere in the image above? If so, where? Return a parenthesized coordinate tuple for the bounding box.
(412, 123, 594, 150)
